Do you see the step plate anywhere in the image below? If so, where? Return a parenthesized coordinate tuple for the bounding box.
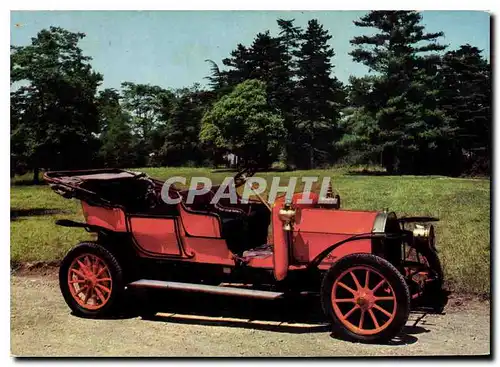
(128, 279, 284, 300)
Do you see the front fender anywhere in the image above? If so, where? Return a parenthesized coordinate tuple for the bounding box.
(307, 232, 408, 269)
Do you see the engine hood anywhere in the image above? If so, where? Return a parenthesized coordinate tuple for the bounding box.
(293, 208, 397, 235)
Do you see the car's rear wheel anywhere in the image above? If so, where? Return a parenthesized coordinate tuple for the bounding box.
(321, 253, 410, 343)
(59, 242, 124, 318)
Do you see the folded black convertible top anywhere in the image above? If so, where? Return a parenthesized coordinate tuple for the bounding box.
(43, 169, 153, 208)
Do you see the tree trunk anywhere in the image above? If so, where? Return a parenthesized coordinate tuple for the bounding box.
(309, 145, 314, 169)
(33, 167, 40, 185)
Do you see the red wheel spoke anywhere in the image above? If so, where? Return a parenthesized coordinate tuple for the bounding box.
(71, 268, 87, 279)
(76, 260, 89, 274)
(95, 265, 107, 278)
(96, 283, 111, 294)
(91, 257, 98, 275)
(341, 305, 359, 320)
(94, 287, 106, 303)
(372, 279, 386, 293)
(350, 271, 362, 290)
(359, 310, 365, 329)
(69, 279, 86, 284)
(84, 256, 92, 269)
(373, 304, 393, 318)
(83, 287, 92, 303)
(365, 269, 370, 288)
(333, 298, 356, 303)
(337, 282, 357, 295)
(375, 296, 395, 301)
(97, 277, 111, 282)
(77, 285, 89, 295)
(368, 309, 380, 329)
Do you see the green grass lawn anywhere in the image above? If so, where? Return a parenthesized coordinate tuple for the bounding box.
(10, 167, 490, 295)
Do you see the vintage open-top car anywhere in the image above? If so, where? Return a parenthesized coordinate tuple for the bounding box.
(44, 168, 447, 343)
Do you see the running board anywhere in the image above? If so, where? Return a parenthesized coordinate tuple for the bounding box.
(127, 279, 284, 300)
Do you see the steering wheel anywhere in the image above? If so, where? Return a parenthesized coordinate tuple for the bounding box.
(233, 166, 257, 188)
(233, 166, 272, 211)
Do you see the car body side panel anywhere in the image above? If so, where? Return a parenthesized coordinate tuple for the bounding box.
(294, 209, 379, 234)
(178, 204, 221, 238)
(129, 217, 181, 256)
(176, 222, 234, 266)
(81, 201, 127, 232)
(272, 199, 378, 279)
(292, 208, 377, 266)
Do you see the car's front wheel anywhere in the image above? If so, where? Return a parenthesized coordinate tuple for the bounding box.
(59, 242, 124, 318)
(321, 253, 410, 343)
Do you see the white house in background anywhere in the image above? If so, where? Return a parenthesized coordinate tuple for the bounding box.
(224, 153, 239, 167)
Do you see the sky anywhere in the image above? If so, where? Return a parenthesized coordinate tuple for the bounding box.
(10, 10, 491, 91)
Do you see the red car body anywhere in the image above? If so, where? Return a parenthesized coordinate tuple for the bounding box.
(44, 168, 447, 343)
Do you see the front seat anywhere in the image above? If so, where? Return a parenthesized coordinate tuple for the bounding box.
(212, 201, 250, 255)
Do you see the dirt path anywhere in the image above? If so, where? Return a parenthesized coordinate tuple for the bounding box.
(11, 275, 490, 357)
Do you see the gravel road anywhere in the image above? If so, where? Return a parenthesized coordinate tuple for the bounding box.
(11, 275, 490, 357)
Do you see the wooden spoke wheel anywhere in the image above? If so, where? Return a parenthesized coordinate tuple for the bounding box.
(60, 242, 124, 317)
(67, 254, 113, 310)
(331, 266, 397, 335)
(321, 254, 410, 343)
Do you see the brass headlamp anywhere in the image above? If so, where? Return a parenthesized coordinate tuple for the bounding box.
(413, 223, 436, 249)
(278, 202, 296, 232)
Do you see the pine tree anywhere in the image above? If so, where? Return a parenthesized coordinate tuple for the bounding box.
(337, 75, 383, 164)
(295, 19, 345, 169)
(204, 59, 230, 97)
(440, 44, 491, 174)
(276, 19, 303, 167)
(221, 44, 252, 86)
(218, 28, 300, 166)
(349, 11, 451, 174)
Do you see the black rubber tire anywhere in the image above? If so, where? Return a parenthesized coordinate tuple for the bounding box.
(321, 253, 410, 344)
(59, 242, 125, 318)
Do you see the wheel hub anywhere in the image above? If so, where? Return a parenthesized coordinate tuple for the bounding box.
(355, 289, 374, 310)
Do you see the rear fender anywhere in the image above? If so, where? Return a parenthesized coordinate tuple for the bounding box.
(55, 219, 113, 236)
(56, 219, 137, 275)
(56, 219, 129, 246)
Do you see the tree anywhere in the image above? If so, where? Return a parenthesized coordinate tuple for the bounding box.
(120, 82, 170, 139)
(200, 79, 285, 167)
(348, 11, 453, 174)
(221, 44, 252, 86)
(11, 27, 102, 183)
(275, 19, 302, 166)
(337, 75, 383, 164)
(219, 28, 299, 166)
(295, 19, 346, 168)
(96, 88, 138, 168)
(439, 44, 491, 174)
(204, 59, 227, 93)
(154, 84, 212, 166)
(120, 82, 175, 165)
